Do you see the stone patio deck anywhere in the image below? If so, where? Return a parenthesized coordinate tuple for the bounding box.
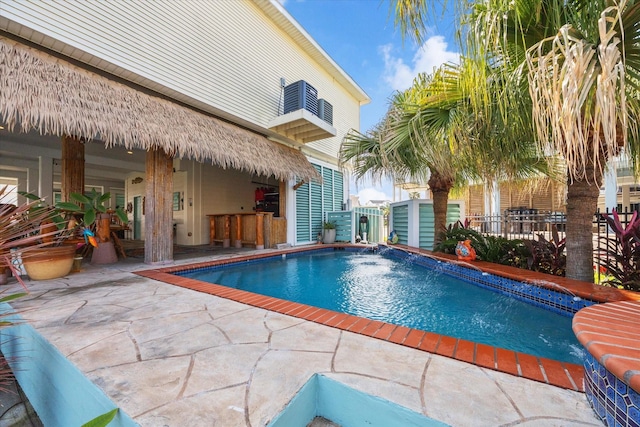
(2, 248, 601, 426)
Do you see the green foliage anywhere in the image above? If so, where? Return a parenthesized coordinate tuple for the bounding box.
(523, 226, 567, 276)
(81, 408, 118, 427)
(596, 210, 640, 291)
(322, 221, 336, 230)
(434, 221, 527, 267)
(472, 234, 527, 267)
(433, 220, 479, 254)
(56, 188, 127, 228)
(17, 191, 68, 231)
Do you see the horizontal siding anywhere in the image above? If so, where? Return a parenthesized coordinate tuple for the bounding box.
(0, 0, 360, 158)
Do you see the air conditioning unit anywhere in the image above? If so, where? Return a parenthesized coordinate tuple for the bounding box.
(284, 80, 318, 115)
(317, 99, 333, 125)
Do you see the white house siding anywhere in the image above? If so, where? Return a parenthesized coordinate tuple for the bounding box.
(0, 0, 365, 159)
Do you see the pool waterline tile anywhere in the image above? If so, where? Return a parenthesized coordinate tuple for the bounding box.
(135, 244, 620, 392)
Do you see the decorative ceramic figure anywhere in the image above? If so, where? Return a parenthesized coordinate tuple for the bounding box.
(455, 239, 476, 261)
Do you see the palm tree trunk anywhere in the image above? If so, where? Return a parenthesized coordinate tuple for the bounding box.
(432, 188, 450, 246)
(565, 176, 601, 283)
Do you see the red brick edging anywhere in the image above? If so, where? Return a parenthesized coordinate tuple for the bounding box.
(133, 245, 602, 392)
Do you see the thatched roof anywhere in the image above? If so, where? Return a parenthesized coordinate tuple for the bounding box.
(0, 37, 320, 182)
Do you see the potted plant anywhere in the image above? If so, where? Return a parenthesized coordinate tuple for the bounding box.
(9, 192, 78, 281)
(322, 221, 337, 244)
(56, 189, 128, 265)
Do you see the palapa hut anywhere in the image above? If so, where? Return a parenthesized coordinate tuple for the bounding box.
(0, 1, 369, 264)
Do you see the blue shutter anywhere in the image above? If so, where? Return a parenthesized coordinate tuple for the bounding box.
(419, 203, 435, 250)
(333, 170, 344, 211)
(296, 181, 310, 242)
(310, 164, 323, 239)
(392, 205, 409, 245)
(322, 167, 334, 214)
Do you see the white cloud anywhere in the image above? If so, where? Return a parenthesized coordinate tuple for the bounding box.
(356, 187, 391, 205)
(381, 36, 459, 91)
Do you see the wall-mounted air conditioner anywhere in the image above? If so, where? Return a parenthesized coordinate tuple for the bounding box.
(317, 99, 333, 125)
(284, 80, 318, 115)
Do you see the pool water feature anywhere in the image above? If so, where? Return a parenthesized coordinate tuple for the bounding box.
(179, 250, 585, 364)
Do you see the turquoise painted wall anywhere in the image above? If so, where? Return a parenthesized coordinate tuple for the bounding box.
(0, 308, 137, 427)
(418, 202, 463, 250)
(268, 374, 449, 427)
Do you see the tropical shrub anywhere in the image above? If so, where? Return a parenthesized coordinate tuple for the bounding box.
(434, 220, 479, 254)
(435, 221, 527, 267)
(472, 234, 527, 267)
(596, 210, 640, 291)
(523, 226, 566, 276)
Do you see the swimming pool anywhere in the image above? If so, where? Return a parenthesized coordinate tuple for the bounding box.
(178, 248, 586, 364)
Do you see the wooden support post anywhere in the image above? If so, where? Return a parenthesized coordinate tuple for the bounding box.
(234, 215, 242, 248)
(279, 180, 286, 219)
(144, 148, 174, 264)
(61, 135, 84, 201)
(209, 216, 216, 246)
(256, 213, 264, 250)
(223, 215, 231, 248)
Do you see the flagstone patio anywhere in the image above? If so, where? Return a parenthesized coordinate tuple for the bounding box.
(2, 248, 601, 426)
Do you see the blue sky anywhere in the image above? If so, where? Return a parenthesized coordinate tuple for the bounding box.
(281, 0, 459, 204)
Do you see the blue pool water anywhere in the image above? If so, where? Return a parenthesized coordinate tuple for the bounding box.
(180, 251, 584, 364)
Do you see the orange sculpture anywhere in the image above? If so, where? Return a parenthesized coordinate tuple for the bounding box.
(455, 239, 476, 261)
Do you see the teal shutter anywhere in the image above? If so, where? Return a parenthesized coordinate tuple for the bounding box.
(296, 181, 310, 242)
(392, 205, 409, 245)
(333, 170, 344, 211)
(310, 181, 323, 240)
(295, 164, 345, 244)
(322, 168, 334, 214)
(419, 203, 435, 250)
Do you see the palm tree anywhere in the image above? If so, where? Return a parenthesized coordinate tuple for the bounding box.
(342, 61, 549, 246)
(341, 71, 461, 246)
(392, 0, 640, 282)
(464, 0, 640, 282)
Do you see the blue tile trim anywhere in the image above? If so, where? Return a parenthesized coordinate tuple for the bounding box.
(584, 353, 640, 427)
(378, 247, 596, 317)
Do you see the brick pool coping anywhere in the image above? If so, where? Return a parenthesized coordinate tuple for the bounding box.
(134, 244, 640, 393)
(573, 301, 640, 393)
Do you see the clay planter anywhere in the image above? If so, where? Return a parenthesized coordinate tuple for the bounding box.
(22, 245, 76, 280)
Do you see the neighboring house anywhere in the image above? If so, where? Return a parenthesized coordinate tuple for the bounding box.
(0, 1, 370, 262)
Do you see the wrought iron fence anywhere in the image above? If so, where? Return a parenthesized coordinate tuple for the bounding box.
(466, 208, 636, 273)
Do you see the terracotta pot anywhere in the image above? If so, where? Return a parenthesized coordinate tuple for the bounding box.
(22, 245, 76, 280)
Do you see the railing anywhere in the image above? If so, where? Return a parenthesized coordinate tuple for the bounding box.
(467, 209, 637, 270)
(467, 210, 566, 241)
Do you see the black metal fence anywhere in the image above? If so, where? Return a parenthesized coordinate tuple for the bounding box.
(467, 208, 635, 271)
